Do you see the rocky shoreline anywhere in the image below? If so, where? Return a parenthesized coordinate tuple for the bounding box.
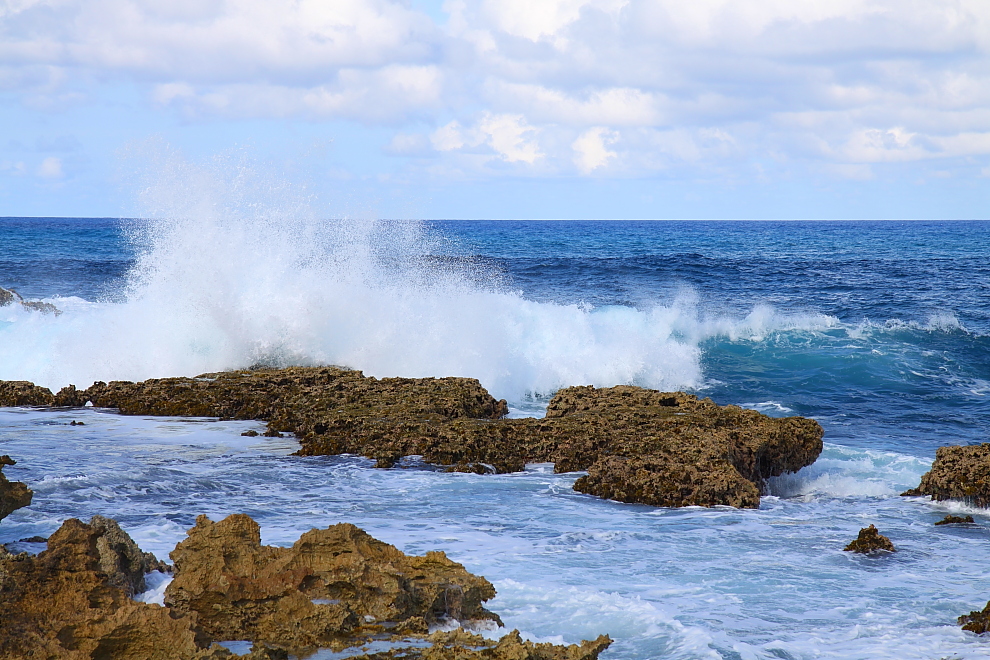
(0, 365, 825, 509)
(0, 511, 611, 659)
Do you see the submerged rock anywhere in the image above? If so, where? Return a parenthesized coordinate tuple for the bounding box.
(903, 444, 990, 507)
(843, 525, 895, 554)
(0, 285, 60, 315)
(0, 367, 824, 508)
(165, 513, 502, 650)
(935, 514, 975, 525)
(0, 514, 606, 660)
(960, 601, 990, 635)
(0, 456, 32, 523)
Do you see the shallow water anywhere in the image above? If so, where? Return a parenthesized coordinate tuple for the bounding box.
(2, 407, 989, 659)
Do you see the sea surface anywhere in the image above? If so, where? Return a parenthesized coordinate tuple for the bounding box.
(1, 215, 989, 659)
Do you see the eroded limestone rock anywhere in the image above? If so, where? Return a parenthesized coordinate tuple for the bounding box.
(165, 514, 501, 651)
(843, 525, 895, 554)
(0, 514, 606, 660)
(0, 367, 824, 508)
(349, 629, 612, 660)
(936, 514, 975, 525)
(0, 285, 60, 316)
(903, 444, 990, 507)
(0, 455, 32, 523)
(0, 516, 223, 660)
(960, 601, 990, 635)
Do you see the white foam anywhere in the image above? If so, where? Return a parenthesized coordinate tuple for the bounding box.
(0, 159, 846, 402)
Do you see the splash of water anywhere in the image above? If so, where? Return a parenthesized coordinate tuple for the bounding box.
(0, 154, 842, 401)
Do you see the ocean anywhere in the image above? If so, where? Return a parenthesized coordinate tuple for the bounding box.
(1, 214, 989, 659)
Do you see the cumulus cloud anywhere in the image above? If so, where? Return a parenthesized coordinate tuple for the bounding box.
(37, 156, 63, 178)
(2, 0, 989, 180)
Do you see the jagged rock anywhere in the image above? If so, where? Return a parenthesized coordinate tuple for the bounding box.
(0, 368, 823, 508)
(960, 601, 990, 634)
(165, 514, 501, 651)
(0, 380, 55, 406)
(0, 455, 32, 522)
(843, 525, 895, 553)
(936, 514, 975, 525)
(0, 285, 60, 315)
(350, 629, 612, 660)
(0, 514, 610, 659)
(903, 444, 990, 507)
(0, 516, 225, 660)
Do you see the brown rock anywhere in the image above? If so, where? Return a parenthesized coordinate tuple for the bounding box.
(0, 455, 32, 523)
(843, 525, 896, 553)
(935, 514, 975, 525)
(0, 380, 55, 406)
(165, 514, 501, 652)
(0, 367, 824, 508)
(0, 516, 223, 660)
(350, 629, 612, 660)
(960, 601, 990, 634)
(903, 444, 990, 507)
(0, 285, 61, 316)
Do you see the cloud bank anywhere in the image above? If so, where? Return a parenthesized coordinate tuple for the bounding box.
(2, 0, 989, 183)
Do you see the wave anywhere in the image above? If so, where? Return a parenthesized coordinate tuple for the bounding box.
(0, 162, 854, 402)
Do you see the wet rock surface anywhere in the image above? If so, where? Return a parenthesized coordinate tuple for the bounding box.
(165, 513, 501, 651)
(936, 514, 975, 525)
(843, 525, 896, 553)
(960, 601, 990, 635)
(0, 367, 824, 508)
(0, 455, 32, 523)
(0, 514, 606, 660)
(903, 444, 990, 507)
(0, 515, 222, 660)
(0, 285, 60, 316)
(348, 629, 612, 660)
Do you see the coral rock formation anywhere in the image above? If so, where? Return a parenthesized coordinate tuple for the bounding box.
(347, 628, 612, 660)
(0, 455, 32, 523)
(843, 525, 895, 553)
(164, 514, 501, 651)
(0, 514, 607, 660)
(902, 444, 990, 507)
(960, 601, 990, 635)
(0, 367, 824, 508)
(0, 285, 61, 315)
(0, 515, 221, 660)
(935, 514, 975, 525)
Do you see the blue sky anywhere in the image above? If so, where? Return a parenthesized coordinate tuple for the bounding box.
(1, 0, 988, 219)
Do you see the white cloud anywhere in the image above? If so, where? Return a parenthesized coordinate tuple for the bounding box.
(37, 156, 62, 178)
(2, 0, 990, 179)
(573, 127, 617, 173)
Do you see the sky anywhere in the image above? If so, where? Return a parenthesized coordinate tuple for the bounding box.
(1, 0, 989, 220)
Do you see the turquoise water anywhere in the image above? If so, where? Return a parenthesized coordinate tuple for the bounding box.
(1, 217, 989, 658)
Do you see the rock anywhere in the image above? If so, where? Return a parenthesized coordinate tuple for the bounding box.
(165, 514, 501, 651)
(0, 368, 824, 508)
(0, 455, 32, 523)
(843, 525, 895, 553)
(0, 514, 609, 660)
(0, 380, 55, 406)
(935, 514, 975, 525)
(0, 516, 224, 660)
(0, 285, 61, 315)
(903, 444, 990, 507)
(960, 601, 990, 634)
(348, 629, 612, 660)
